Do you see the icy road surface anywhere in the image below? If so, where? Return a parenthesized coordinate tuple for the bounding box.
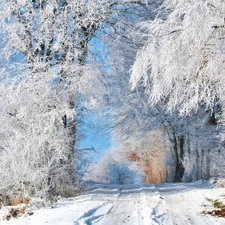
(1, 180, 225, 225)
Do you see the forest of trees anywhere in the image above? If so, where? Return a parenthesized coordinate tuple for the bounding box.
(0, 0, 225, 205)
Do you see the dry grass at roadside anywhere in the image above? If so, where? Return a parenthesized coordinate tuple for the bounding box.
(202, 198, 225, 217)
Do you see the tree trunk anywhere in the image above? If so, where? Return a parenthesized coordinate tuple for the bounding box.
(173, 133, 185, 182)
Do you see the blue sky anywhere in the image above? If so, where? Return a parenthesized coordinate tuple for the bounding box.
(77, 124, 111, 162)
(76, 110, 111, 162)
(76, 36, 111, 162)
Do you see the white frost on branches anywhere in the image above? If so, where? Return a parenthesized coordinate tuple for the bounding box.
(131, 0, 225, 115)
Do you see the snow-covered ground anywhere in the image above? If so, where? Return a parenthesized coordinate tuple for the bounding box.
(1, 179, 225, 225)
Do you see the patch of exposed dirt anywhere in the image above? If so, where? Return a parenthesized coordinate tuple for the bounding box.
(202, 209, 225, 217)
(2, 205, 34, 221)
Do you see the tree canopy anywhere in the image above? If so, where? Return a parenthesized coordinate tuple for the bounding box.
(0, 0, 225, 205)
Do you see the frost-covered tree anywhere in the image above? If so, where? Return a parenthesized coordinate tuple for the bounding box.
(117, 131, 168, 184)
(107, 160, 136, 185)
(85, 151, 137, 185)
(99, 0, 224, 183)
(131, 0, 225, 116)
(128, 0, 225, 181)
(0, 0, 162, 203)
(0, 0, 107, 201)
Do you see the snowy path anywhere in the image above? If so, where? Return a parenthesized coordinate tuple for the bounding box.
(1, 181, 225, 225)
(79, 184, 172, 225)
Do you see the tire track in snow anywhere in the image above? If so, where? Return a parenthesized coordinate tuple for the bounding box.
(75, 202, 114, 225)
(74, 186, 122, 225)
(138, 184, 173, 225)
(93, 184, 172, 225)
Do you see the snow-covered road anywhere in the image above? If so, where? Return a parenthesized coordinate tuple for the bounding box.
(78, 184, 172, 225)
(1, 180, 225, 225)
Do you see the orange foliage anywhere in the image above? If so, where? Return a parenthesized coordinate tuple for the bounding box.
(11, 193, 30, 206)
(128, 152, 140, 162)
(142, 163, 165, 184)
(127, 138, 166, 184)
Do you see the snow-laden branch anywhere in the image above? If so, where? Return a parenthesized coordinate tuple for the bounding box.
(131, 0, 225, 115)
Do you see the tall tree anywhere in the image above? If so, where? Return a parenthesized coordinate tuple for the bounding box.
(99, 0, 223, 182)
(127, 0, 225, 181)
(0, 0, 161, 202)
